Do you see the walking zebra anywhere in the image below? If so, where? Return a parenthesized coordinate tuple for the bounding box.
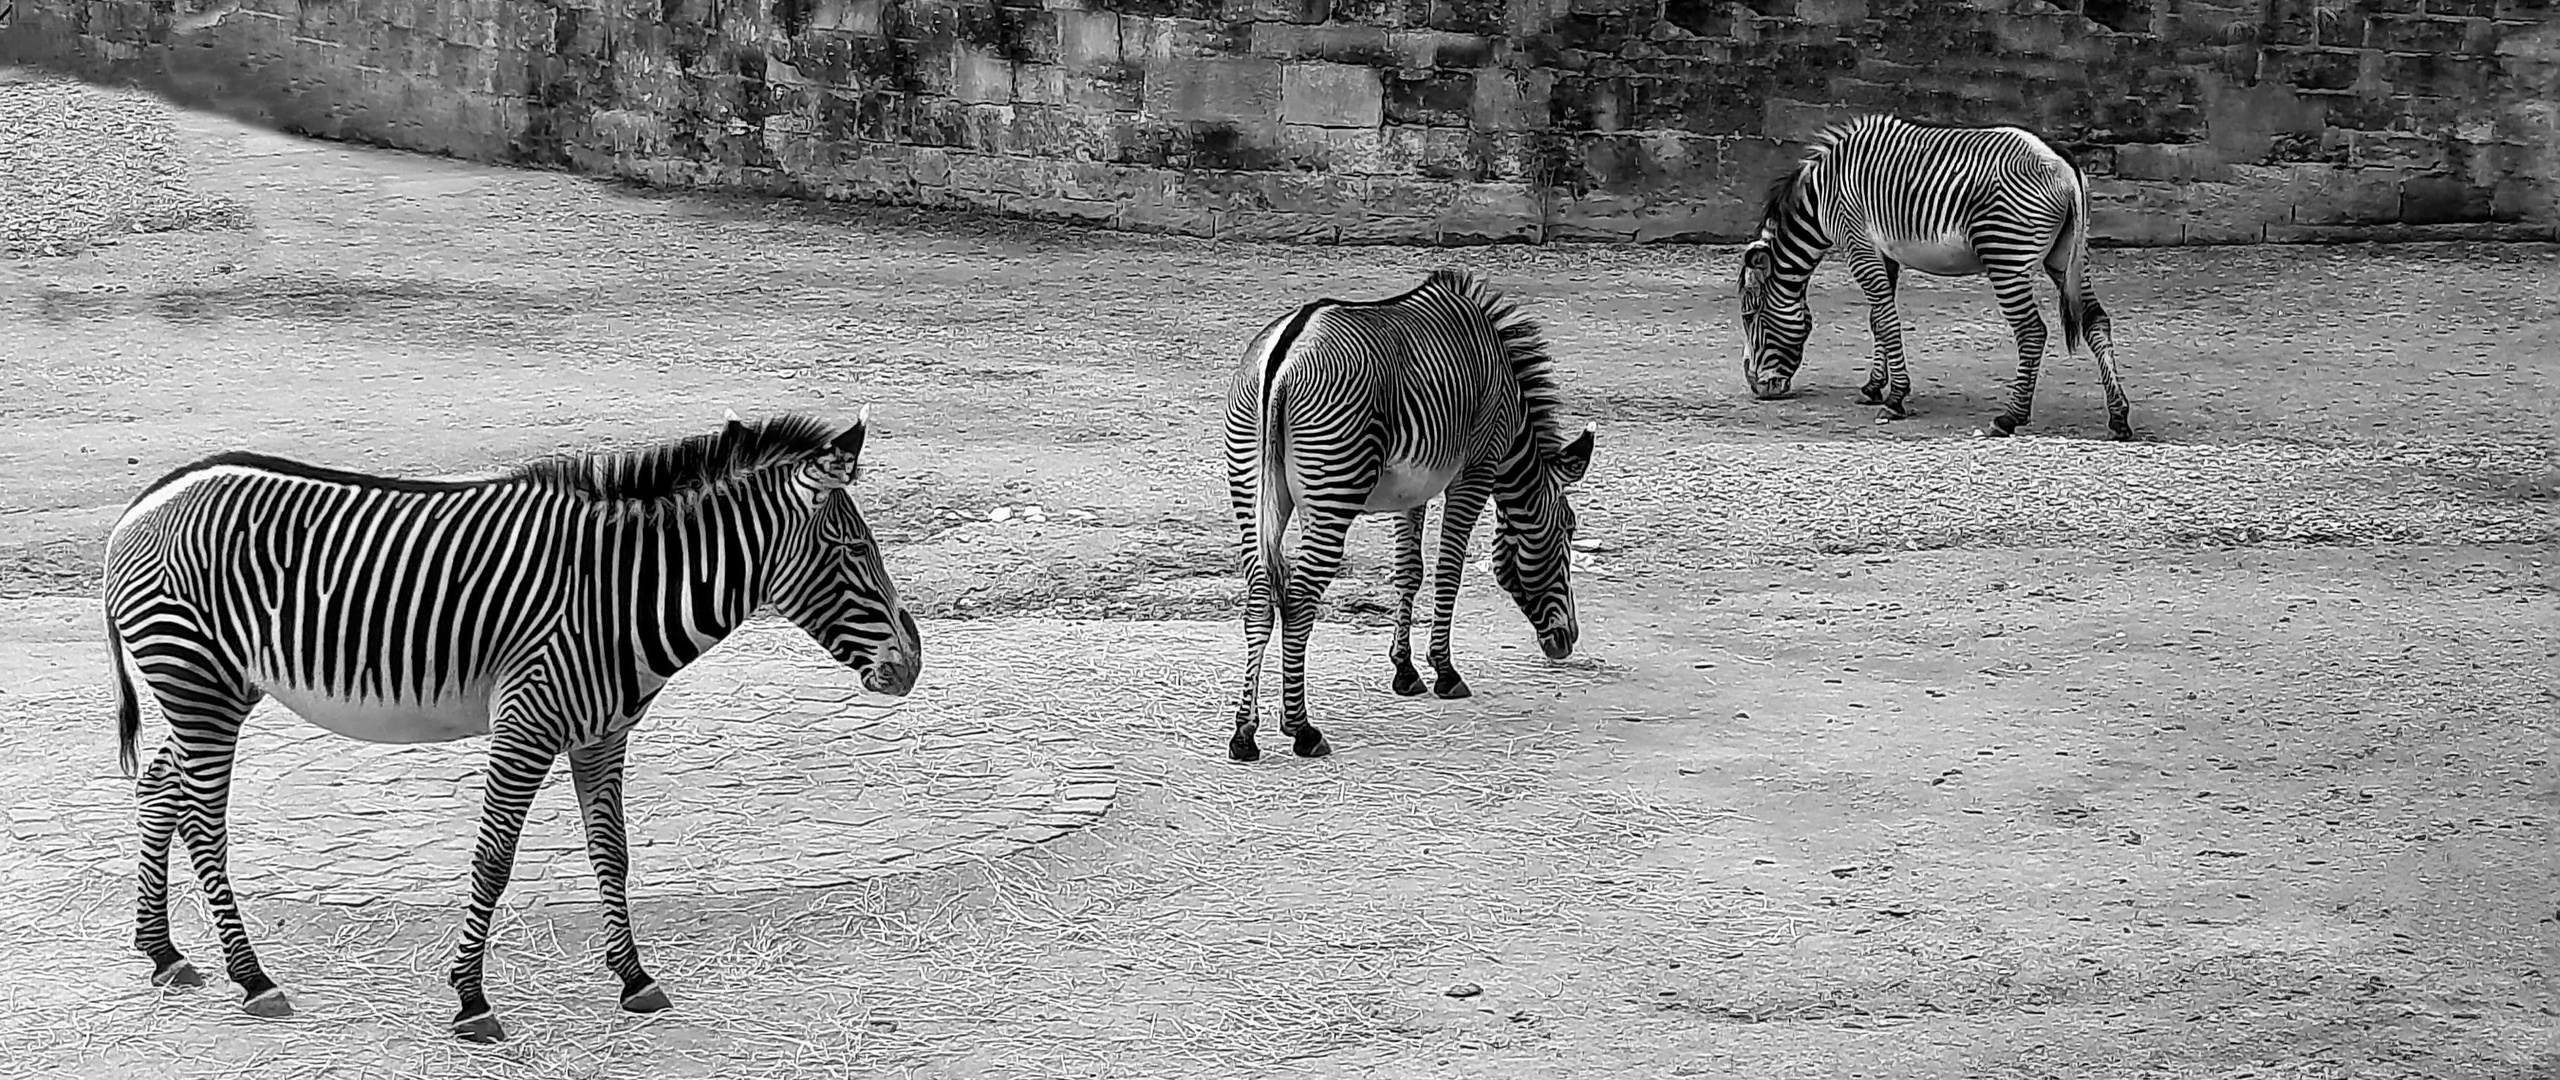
(1222, 269, 1597, 763)
(102, 412, 922, 1043)
(1738, 114, 2135, 440)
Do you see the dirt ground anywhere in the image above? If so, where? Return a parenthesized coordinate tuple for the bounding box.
(1, 82, 2555, 1079)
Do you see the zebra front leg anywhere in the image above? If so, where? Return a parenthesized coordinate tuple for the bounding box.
(1277, 504, 1361, 758)
(1389, 506, 1428, 697)
(1230, 547, 1279, 762)
(569, 730, 668, 1013)
(448, 733, 560, 1043)
(131, 742, 203, 990)
(1985, 265, 2051, 437)
(1424, 479, 1493, 699)
(1854, 256, 1904, 411)
(162, 694, 291, 1018)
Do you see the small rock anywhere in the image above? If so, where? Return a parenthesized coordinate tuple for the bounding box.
(1444, 983, 1482, 999)
(989, 506, 1013, 522)
(1828, 864, 1861, 878)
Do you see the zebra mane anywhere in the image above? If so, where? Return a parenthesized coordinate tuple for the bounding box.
(512, 412, 851, 508)
(1803, 112, 1907, 157)
(1420, 268, 1570, 460)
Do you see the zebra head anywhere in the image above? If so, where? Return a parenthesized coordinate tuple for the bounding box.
(1492, 423, 1597, 660)
(1737, 241, 1811, 401)
(766, 410, 923, 697)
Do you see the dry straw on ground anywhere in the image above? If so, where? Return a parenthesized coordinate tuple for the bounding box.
(0, 69, 250, 257)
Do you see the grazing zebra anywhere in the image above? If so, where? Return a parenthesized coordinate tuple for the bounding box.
(1222, 269, 1597, 763)
(103, 412, 922, 1043)
(1738, 113, 2135, 440)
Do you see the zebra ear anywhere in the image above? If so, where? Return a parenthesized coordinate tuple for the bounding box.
(1552, 423, 1596, 486)
(832, 407, 868, 460)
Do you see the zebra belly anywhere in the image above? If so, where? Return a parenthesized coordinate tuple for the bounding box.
(1359, 461, 1461, 513)
(1882, 234, 1986, 277)
(258, 677, 494, 744)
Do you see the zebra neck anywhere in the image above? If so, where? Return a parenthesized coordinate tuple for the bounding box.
(585, 494, 771, 690)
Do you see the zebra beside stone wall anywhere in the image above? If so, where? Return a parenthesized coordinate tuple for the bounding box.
(1738, 114, 2136, 441)
(102, 412, 922, 1043)
(1221, 269, 1598, 763)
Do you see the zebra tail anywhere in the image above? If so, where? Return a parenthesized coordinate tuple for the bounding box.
(1254, 381, 1291, 606)
(2057, 166, 2096, 358)
(109, 627, 141, 778)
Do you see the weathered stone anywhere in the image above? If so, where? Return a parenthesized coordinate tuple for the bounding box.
(2115, 142, 2235, 182)
(1144, 57, 1281, 123)
(1281, 61, 1384, 128)
(1057, 11, 1121, 70)
(1249, 22, 1396, 65)
(8, 0, 2552, 248)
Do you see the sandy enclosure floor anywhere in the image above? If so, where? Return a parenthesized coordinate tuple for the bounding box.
(1, 73, 2555, 1079)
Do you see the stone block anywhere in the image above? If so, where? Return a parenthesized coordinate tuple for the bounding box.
(1249, 22, 1395, 65)
(1471, 68, 1552, 133)
(2289, 164, 2406, 224)
(2348, 131, 2443, 170)
(2114, 142, 2236, 182)
(2398, 175, 2493, 222)
(1067, 72, 1144, 112)
(1389, 29, 1494, 68)
(1276, 123, 1392, 172)
(1385, 71, 1473, 126)
(1057, 10, 1119, 70)
(1249, 0, 1330, 22)
(1145, 56, 1281, 123)
(1281, 61, 1383, 128)
(953, 49, 1015, 104)
(1015, 62, 1068, 104)
(2362, 13, 2473, 52)
(1433, 182, 1543, 244)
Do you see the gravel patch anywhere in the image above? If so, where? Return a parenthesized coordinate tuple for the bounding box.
(0, 68, 251, 257)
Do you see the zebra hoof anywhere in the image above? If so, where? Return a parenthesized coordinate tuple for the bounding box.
(1291, 731, 1333, 758)
(1432, 674, 1472, 700)
(241, 987, 293, 1019)
(621, 982, 673, 1014)
(452, 1011, 508, 1044)
(1988, 415, 2023, 437)
(152, 959, 205, 989)
(1874, 404, 1910, 421)
(2109, 420, 2135, 442)
(1854, 388, 1885, 405)
(1391, 665, 1427, 697)
(1227, 735, 1262, 763)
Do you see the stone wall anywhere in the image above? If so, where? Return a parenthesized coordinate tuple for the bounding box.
(5, 0, 2557, 244)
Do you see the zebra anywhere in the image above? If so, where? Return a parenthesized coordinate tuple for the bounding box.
(1737, 113, 2134, 440)
(1221, 268, 1597, 763)
(101, 411, 922, 1043)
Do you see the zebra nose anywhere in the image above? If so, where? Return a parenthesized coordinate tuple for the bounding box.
(1753, 378, 1793, 401)
(1538, 628, 1575, 660)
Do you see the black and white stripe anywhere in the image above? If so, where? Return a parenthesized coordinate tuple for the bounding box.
(1220, 269, 1597, 763)
(103, 411, 922, 1043)
(1737, 114, 2135, 440)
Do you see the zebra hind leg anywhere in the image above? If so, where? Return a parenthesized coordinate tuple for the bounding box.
(1231, 547, 1279, 762)
(1425, 480, 1494, 700)
(1985, 264, 2051, 437)
(448, 730, 562, 1043)
(1276, 504, 1362, 758)
(160, 691, 292, 1018)
(569, 730, 669, 1013)
(132, 741, 204, 990)
(1389, 506, 1428, 697)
